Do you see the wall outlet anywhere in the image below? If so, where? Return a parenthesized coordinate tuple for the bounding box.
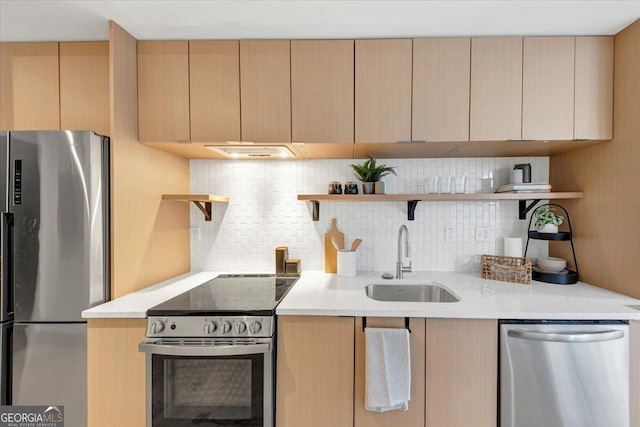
(190, 225, 202, 243)
(476, 226, 491, 242)
(445, 226, 455, 242)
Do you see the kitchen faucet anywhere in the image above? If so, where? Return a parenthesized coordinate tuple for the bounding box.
(396, 225, 412, 279)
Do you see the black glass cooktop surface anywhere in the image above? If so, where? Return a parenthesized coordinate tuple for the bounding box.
(147, 274, 298, 316)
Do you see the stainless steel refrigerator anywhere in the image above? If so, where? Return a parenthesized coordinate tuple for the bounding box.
(0, 131, 109, 427)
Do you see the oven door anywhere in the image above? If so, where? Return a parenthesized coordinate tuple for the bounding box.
(139, 338, 273, 427)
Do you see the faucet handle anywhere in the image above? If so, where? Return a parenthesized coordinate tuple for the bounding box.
(402, 261, 412, 273)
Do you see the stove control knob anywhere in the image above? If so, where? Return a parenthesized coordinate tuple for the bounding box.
(203, 321, 217, 334)
(220, 321, 232, 334)
(234, 321, 247, 334)
(150, 320, 165, 334)
(249, 321, 262, 335)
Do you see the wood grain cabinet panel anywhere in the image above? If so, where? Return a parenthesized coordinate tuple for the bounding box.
(425, 319, 498, 427)
(470, 37, 523, 141)
(354, 317, 425, 427)
(291, 40, 354, 143)
(0, 42, 60, 130)
(240, 40, 291, 142)
(355, 39, 412, 143)
(138, 41, 190, 142)
(413, 38, 470, 142)
(189, 41, 241, 142)
(276, 316, 354, 427)
(574, 36, 614, 140)
(88, 318, 147, 427)
(522, 37, 575, 140)
(59, 42, 110, 136)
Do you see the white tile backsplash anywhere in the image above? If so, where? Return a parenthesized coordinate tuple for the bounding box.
(190, 157, 549, 272)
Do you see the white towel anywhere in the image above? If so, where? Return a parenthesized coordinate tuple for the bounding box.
(364, 327, 411, 412)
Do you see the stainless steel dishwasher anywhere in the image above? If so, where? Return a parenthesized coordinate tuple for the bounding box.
(500, 321, 629, 427)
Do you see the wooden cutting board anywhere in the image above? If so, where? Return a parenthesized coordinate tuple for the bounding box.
(324, 218, 345, 273)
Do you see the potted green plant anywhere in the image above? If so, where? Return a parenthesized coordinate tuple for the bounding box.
(349, 157, 397, 194)
(533, 205, 565, 233)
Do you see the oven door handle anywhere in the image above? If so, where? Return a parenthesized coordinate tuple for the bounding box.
(138, 340, 272, 357)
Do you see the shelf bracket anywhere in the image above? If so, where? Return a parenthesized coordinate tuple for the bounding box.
(193, 201, 212, 221)
(407, 200, 419, 221)
(310, 201, 320, 221)
(519, 199, 541, 220)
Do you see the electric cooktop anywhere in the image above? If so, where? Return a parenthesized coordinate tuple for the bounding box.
(147, 274, 298, 317)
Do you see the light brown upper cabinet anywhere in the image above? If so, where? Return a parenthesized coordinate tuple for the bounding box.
(413, 38, 470, 142)
(138, 41, 190, 142)
(574, 36, 613, 140)
(59, 42, 110, 136)
(189, 41, 241, 142)
(0, 42, 60, 130)
(355, 39, 412, 143)
(470, 37, 523, 141)
(522, 37, 575, 140)
(291, 40, 354, 143)
(240, 40, 291, 142)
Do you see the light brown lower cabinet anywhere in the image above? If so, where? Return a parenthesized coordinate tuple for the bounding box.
(425, 318, 498, 427)
(276, 316, 355, 427)
(277, 316, 497, 427)
(87, 318, 147, 427)
(354, 317, 426, 427)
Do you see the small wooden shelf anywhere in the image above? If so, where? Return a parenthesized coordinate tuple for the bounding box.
(297, 192, 583, 221)
(162, 194, 229, 221)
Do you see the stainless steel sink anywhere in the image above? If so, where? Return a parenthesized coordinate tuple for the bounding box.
(365, 283, 460, 302)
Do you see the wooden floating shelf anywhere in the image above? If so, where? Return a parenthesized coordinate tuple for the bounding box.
(162, 194, 229, 221)
(297, 192, 584, 221)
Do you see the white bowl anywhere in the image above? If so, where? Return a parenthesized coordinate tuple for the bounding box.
(536, 257, 567, 272)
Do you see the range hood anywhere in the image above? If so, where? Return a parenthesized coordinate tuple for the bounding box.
(205, 145, 296, 159)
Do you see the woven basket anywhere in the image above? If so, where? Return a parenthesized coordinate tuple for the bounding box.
(481, 255, 532, 285)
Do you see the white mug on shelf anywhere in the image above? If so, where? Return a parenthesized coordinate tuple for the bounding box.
(425, 176, 439, 194)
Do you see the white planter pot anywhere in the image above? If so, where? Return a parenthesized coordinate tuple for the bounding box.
(538, 224, 559, 233)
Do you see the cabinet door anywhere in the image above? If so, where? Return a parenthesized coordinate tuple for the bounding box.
(138, 41, 190, 142)
(413, 38, 470, 142)
(354, 317, 425, 427)
(276, 316, 354, 427)
(59, 42, 110, 136)
(0, 42, 60, 130)
(470, 37, 523, 141)
(355, 39, 412, 143)
(291, 40, 354, 143)
(190, 41, 241, 142)
(426, 319, 498, 427)
(240, 40, 291, 142)
(522, 37, 575, 140)
(575, 36, 614, 140)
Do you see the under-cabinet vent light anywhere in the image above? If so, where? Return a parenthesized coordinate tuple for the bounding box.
(206, 145, 295, 159)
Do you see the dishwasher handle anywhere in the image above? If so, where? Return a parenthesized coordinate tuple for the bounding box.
(508, 329, 625, 343)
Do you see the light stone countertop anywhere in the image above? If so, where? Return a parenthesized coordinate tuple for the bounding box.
(276, 271, 640, 320)
(82, 270, 640, 320)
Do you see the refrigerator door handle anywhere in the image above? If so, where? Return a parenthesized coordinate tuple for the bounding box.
(1, 212, 13, 319)
(507, 329, 624, 343)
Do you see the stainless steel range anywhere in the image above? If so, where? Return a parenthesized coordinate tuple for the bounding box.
(139, 274, 298, 427)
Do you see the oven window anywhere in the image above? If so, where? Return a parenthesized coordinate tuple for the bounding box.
(152, 354, 265, 427)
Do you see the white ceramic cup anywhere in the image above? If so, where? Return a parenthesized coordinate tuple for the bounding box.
(337, 251, 356, 277)
(425, 176, 439, 194)
(454, 176, 467, 194)
(439, 176, 453, 194)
